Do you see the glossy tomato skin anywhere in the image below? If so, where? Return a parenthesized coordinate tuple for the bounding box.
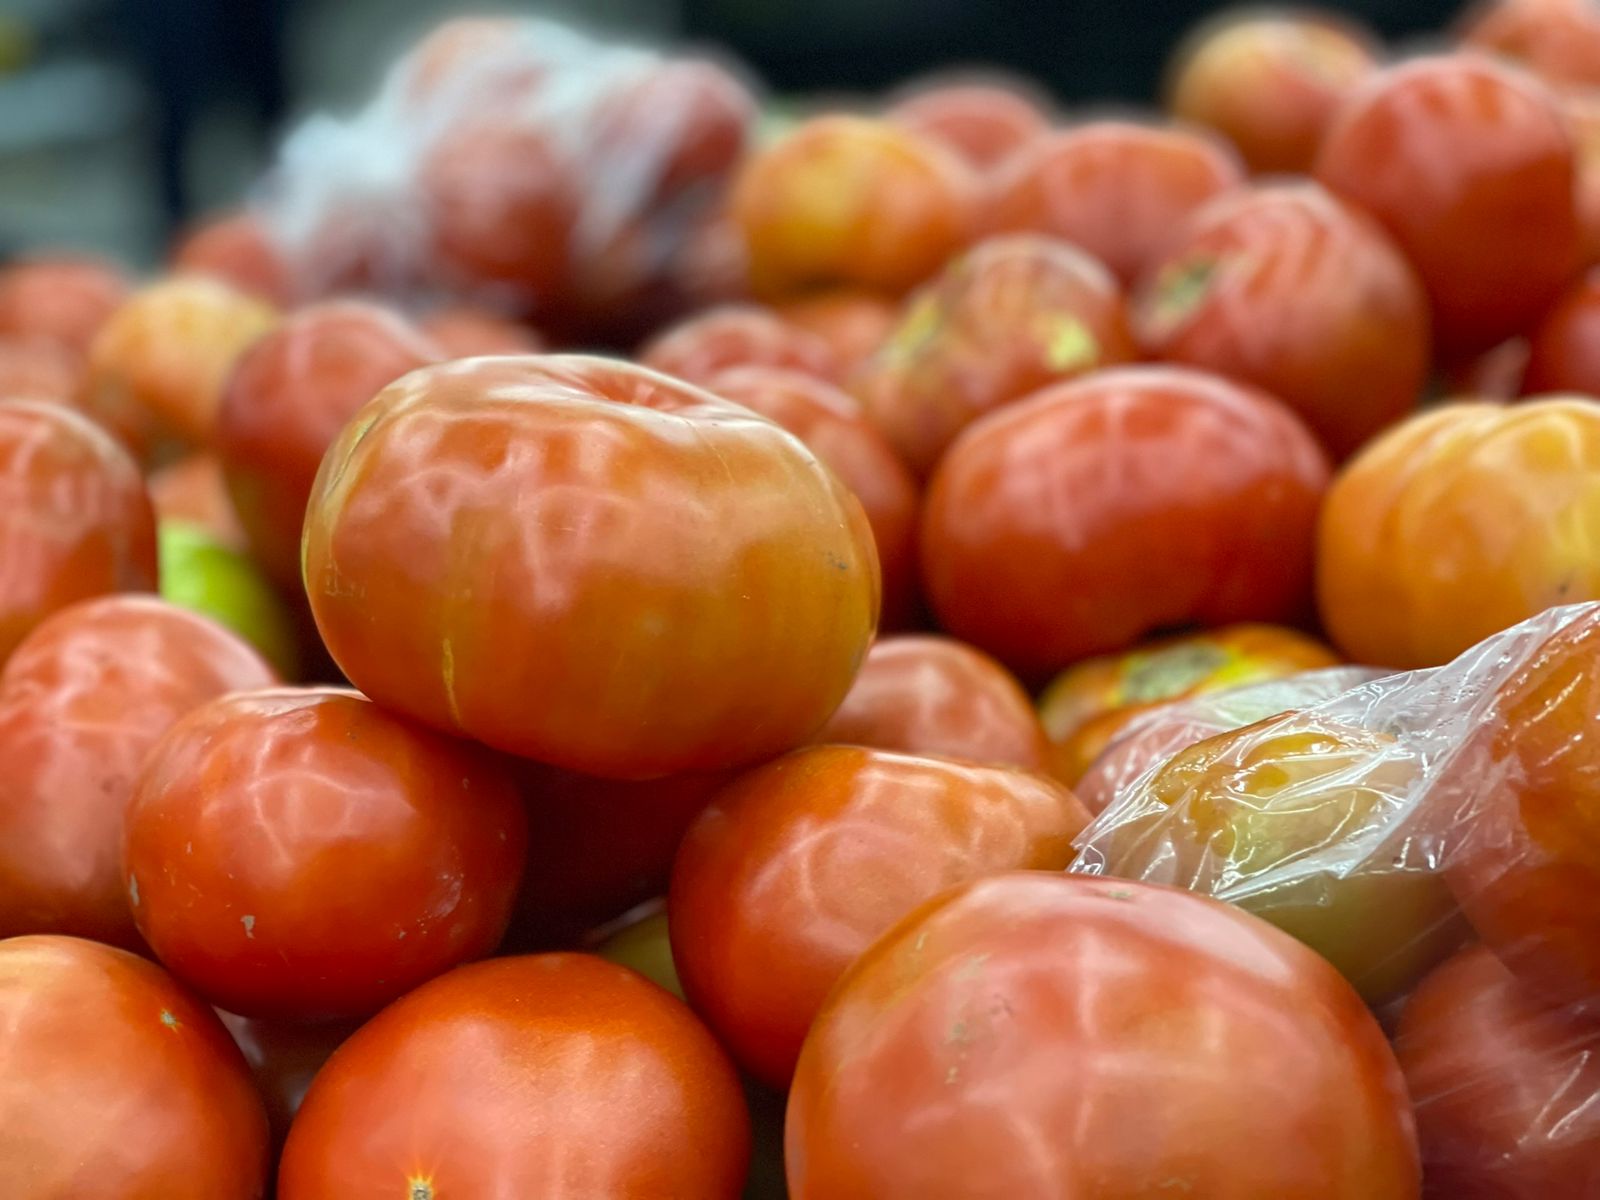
(148, 453, 248, 550)
(922, 366, 1329, 678)
(277, 953, 751, 1199)
(641, 304, 842, 385)
(853, 234, 1136, 476)
(886, 80, 1051, 171)
(123, 688, 527, 1020)
(773, 289, 899, 371)
(1523, 268, 1600, 394)
(1460, 0, 1600, 91)
(303, 356, 880, 779)
(1315, 54, 1580, 358)
(987, 121, 1245, 286)
(1396, 945, 1600, 1198)
(1136, 181, 1430, 459)
(816, 634, 1049, 769)
(1317, 400, 1600, 668)
(171, 211, 295, 306)
(418, 305, 544, 357)
(787, 872, 1420, 1199)
(669, 746, 1088, 1087)
(0, 399, 158, 663)
(0, 254, 129, 356)
(0, 934, 269, 1198)
(215, 300, 439, 588)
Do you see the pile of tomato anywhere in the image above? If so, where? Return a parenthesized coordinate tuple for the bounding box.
(4, 0, 1600, 1195)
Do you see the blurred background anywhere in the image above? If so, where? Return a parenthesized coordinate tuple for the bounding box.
(0, 0, 1461, 267)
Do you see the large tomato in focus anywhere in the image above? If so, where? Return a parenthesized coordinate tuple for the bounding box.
(1459, 0, 1600, 91)
(774, 289, 899, 371)
(0, 337, 83, 408)
(215, 300, 439, 588)
(124, 688, 527, 1020)
(171, 211, 295, 306)
(277, 954, 750, 1198)
(0, 934, 269, 1198)
(303, 356, 879, 778)
(1317, 399, 1600, 668)
(885, 79, 1051, 171)
(0, 399, 157, 663)
(1395, 945, 1600, 1198)
(922, 366, 1329, 678)
(641, 304, 842, 385)
(986, 121, 1245, 286)
(1523, 267, 1600, 394)
(786, 872, 1420, 1199)
(669, 745, 1087, 1086)
(1314, 54, 1580, 358)
(1136, 181, 1430, 458)
(853, 233, 1136, 476)
(0, 254, 129, 356)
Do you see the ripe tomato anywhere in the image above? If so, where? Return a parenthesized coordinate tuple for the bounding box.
(1166, 10, 1378, 173)
(732, 115, 977, 299)
(171, 211, 294, 306)
(1395, 944, 1600, 1198)
(124, 687, 528, 1020)
(1317, 399, 1600, 668)
(0, 399, 157, 663)
(0, 934, 269, 1198)
(773, 289, 899, 371)
(886, 79, 1051, 171)
(1444, 337, 1531, 400)
(1314, 54, 1580, 358)
(986, 120, 1245, 286)
(1523, 268, 1600, 394)
(303, 356, 879, 778)
(1565, 91, 1600, 265)
(921, 366, 1329, 678)
(787, 872, 1420, 1199)
(1136, 181, 1430, 458)
(148, 453, 248, 551)
(417, 305, 544, 357)
(215, 300, 439, 588)
(641, 304, 842, 384)
(0, 336, 83, 408)
(0, 254, 129, 356)
(815, 634, 1050, 769)
(853, 233, 1136, 476)
(669, 745, 1088, 1087)
(277, 953, 751, 1198)
(1459, 0, 1600, 91)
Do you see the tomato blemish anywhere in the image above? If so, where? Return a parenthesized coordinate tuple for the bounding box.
(158, 1009, 181, 1031)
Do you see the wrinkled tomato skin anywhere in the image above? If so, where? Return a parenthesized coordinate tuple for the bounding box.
(0, 399, 157, 663)
(215, 300, 439, 588)
(641, 305, 842, 385)
(277, 953, 751, 1199)
(418, 306, 544, 357)
(0, 597, 276, 948)
(1460, 0, 1600, 91)
(1314, 54, 1580, 359)
(1136, 181, 1430, 459)
(786, 872, 1421, 1199)
(0, 934, 270, 1199)
(303, 356, 880, 780)
(171, 211, 295, 306)
(773, 289, 899, 371)
(921, 366, 1329, 679)
(1396, 945, 1600, 1198)
(1523, 268, 1600, 394)
(0, 337, 84, 408)
(123, 688, 528, 1021)
(0, 255, 129, 356)
(669, 746, 1088, 1088)
(148, 453, 249, 551)
(886, 80, 1051, 171)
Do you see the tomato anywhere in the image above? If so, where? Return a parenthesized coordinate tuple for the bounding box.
(986, 120, 1245, 286)
(787, 872, 1420, 1199)
(0, 399, 157, 663)
(886, 79, 1051, 171)
(0, 596, 276, 947)
(815, 634, 1050, 769)
(1459, 0, 1600, 91)
(215, 300, 439, 588)
(158, 521, 301, 678)
(303, 356, 879, 778)
(853, 233, 1136, 476)
(669, 745, 1088, 1087)
(1523, 267, 1600, 394)
(417, 305, 544, 357)
(1444, 337, 1531, 400)
(1136, 181, 1430, 458)
(0, 336, 83, 408)
(1039, 623, 1341, 784)
(732, 115, 977, 299)
(0, 934, 269, 1198)
(1317, 399, 1600, 668)
(641, 304, 842, 384)
(592, 900, 682, 998)
(1395, 945, 1600, 1198)
(1166, 10, 1379, 173)
(922, 366, 1329, 678)
(1314, 54, 1580, 358)
(1566, 91, 1600, 265)
(171, 211, 294, 306)
(124, 687, 527, 1020)
(773, 288, 899, 371)
(277, 953, 751, 1198)
(148, 452, 247, 550)
(219, 1013, 357, 1149)
(0, 254, 129, 356)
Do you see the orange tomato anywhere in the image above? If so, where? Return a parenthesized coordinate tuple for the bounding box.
(773, 289, 899, 371)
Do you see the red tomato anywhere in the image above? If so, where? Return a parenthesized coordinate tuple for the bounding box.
(641, 304, 842, 385)
(303, 356, 880, 779)
(215, 300, 439, 588)
(277, 953, 751, 1198)
(921, 366, 1329, 678)
(786, 872, 1421, 1199)
(853, 233, 1136, 476)
(123, 687, 528, 1020)
(0, 336, 83, 408)
(774, 289, 899, 371)
(1566, 91, 1600, 265)
(1523, 267, 1600, 394)
(148, 453, 248, 551)
(886, 79, 1051, 171)
(1137, 181, 1429, 458)
(1315, 54, 1581, 358)
(0, 934, 269, 1198)
(815, 634, 1050, 769)
(987, 120, 1245, 285)
(0, 254, 129, 356)
(0, 399, 157, 663)
(1460, 0, 1600, 91)
(1396, 944, 1600, 1198)
(1444, 337, 1531, 400)
(669, 746, 1088, 1086)
(219, 1013, 357, 1149)
(171, 211, 295, 306)
(417, 305, 544, 357)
